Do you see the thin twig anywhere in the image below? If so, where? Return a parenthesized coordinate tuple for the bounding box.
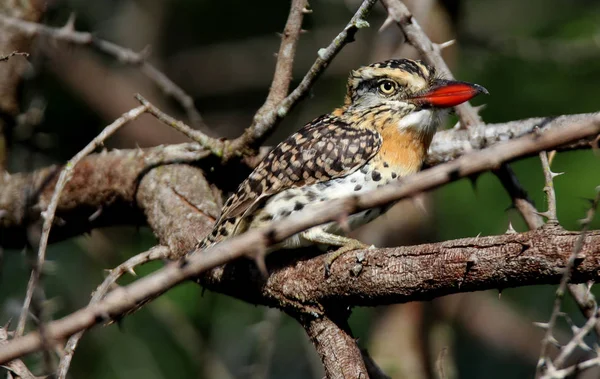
(0, 50, 29, 62)
(135, 94, 224, 156)
(224, 0, 378, 158)
(536, 189, 600, 376)
(0, 114, 599, 363)
(15, 105, 148, 338)
(567, 283, 600, 338)
(56, 245, 169, 379)
(260, 0, 307, 109)
(0, 13, 205, 129)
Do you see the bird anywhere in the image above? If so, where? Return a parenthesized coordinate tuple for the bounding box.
(200, 58, 487, 273)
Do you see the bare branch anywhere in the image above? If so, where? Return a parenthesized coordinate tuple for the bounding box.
(56, 245, 170, 379)
(261, 0, 307, 109)
(0, 113, 598, 364)
(0, 14, 205, 128)
(15, 105, 148, 337)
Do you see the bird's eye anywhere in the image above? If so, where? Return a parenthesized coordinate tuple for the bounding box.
(378, 80, 397, 95)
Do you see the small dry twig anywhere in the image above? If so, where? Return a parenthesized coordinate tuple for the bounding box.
(0, 50, 29, 62)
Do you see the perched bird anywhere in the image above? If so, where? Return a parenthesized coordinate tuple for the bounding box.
(201, 58, 487, 271)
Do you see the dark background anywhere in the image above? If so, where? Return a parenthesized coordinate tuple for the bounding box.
(2, 0, 600, 378)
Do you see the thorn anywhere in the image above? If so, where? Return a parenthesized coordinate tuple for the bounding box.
(337, 213, 351, 234)
(437, 39, 456, 50)
(300, 29, 309, 34)
(62, 13, 76, 32)
(139, 45, 152, 59)
(498, 288, 502, 299)
(412, 195, 428, 216)
(548, 150, 557, 165)
(550, 171, 564, 179)
(254, 253, 269, 279)
(127, 267, 137, 277)
(473, 104, 487, 114)
(533, 321, 550, 330)
(505, 222, 517, 234)
(88, 207, 103, 222)
(354, 19, 370, 29)
(317, 48, 327, 60)
(548, 335, 561, 347)
(302, 6, 313, 14)
(475, 232, 481, 239)
(468, 173, 480, 190)
(379, 15, 395, 33)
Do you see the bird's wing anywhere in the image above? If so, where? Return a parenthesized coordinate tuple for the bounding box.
(216, 114, 382, 226)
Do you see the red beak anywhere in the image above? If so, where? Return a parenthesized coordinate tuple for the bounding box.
(411, 80, 488, 108)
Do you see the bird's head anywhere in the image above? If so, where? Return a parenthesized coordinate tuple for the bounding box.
(342, 58, 488, 135)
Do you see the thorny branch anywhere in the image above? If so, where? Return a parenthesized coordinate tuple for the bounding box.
(0, 13, 205, 129)
(0, 113, 598, 365)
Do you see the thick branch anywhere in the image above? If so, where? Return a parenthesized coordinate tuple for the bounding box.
(0, 143, 212, 249)
(297, 312, 368, 378)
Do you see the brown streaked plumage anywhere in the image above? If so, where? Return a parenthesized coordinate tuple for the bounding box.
(200, 59, 487, 270)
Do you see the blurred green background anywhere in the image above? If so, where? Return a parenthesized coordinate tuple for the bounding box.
(1, 0, 600, 378)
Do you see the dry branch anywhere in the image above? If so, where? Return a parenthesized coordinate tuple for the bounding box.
(0, 112, 598, 364)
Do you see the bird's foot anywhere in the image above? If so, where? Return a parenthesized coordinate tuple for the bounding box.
(325, 240, 372, 277)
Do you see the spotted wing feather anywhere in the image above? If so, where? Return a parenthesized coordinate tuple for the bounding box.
(206, 114, 382, 244)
